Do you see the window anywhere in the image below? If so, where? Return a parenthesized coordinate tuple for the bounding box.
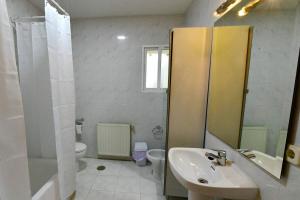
(142, 46, 169, 92)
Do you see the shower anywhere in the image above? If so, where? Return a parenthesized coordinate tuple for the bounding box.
(10, 0, 76, 199)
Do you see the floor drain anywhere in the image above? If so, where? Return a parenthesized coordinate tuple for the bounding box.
(207, 156, 214, 161)
(198, 178, 208, 184)
(97, 165, 106, 171)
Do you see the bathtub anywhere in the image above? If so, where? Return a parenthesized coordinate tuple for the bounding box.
(28, 158, 60, 200)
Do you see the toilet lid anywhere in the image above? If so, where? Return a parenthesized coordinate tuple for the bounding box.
(75, 142, 87, 153)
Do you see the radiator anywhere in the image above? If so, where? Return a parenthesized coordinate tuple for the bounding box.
(241, 126, 268, 153)
(97, 123, 131, 159)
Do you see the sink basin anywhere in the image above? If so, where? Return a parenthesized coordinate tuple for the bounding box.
(168, 148, 258, 200)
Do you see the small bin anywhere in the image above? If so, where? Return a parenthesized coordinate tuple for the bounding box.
(133, 142, 148, 166)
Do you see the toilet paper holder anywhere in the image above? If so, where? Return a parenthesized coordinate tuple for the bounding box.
(76, 118, 84, 125)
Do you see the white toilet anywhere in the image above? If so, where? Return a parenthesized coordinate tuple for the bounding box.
(75, 142, 87, 171)
(146, 149, 165, 179)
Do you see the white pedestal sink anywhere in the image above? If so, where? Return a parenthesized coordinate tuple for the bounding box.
(168, 148, 258, 200)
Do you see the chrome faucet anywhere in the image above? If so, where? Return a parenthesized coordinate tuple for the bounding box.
(205, 149, 227, 166)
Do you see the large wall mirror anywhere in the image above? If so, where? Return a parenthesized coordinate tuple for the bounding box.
(207, 0, 300, 178)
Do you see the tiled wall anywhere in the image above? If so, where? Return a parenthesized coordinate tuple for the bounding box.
(184, 1, 300, 199)
(72, 16, 183, 157)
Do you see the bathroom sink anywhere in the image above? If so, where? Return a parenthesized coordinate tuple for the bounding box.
(168, 148, 258, 200)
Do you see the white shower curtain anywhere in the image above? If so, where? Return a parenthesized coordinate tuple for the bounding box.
(0, 0, 31, 199)
(45, 0, 76, 199)
(16, 21, 57, 159)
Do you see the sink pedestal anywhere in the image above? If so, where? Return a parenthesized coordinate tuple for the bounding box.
(188, 191, 213, 200)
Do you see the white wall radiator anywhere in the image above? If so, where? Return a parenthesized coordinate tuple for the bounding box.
(97, 123, 131, 159)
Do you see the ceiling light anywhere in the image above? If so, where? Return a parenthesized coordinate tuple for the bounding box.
(238, 0, 263, 17)
(117, 35, 126, 40)
(214, 0, 242, 17)
(238, 9, 248, 17)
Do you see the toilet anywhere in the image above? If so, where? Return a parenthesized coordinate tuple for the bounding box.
(75, 142, 87, 171)
(146, 149, 165, 179)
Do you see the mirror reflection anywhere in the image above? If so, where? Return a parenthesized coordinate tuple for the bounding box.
(209, 0, 300, 178)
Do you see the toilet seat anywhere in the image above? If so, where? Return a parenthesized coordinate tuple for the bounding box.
(75, 142, 87, 153)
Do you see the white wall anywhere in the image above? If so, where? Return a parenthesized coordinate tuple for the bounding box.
(184, 0, 300, 199)
(6, 0, 42, 18)
(72, 15, 183, 157)
(184, 0, 222, 27)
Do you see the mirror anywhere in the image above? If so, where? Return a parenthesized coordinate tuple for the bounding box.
(208, 0, 300, 178)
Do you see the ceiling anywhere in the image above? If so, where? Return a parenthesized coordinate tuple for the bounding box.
(29, 0, 193, 19)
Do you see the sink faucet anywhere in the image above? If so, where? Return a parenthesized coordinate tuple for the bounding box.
(205, 149, 227, 166)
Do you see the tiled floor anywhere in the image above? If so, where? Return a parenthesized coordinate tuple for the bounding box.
(75, 158, 166, 200)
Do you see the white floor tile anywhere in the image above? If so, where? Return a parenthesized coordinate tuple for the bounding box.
(114, 192, 140, 200)
(140, 177, 163, 195)
(78, 166, 99, 175)
(93, 175, 117, 192)
(74, 185, 90, 200)
(97, 162, 121, 176)
(139, 165, 153, 179)
(116, 176, 140, 194)
(80, 158, 99, 167)
(140, 194, 166, 200)
(118, 161, 141, 177)
(76, 172, 97, 189)
(86, 190, 115, 200)
(76, 158, 166, 200)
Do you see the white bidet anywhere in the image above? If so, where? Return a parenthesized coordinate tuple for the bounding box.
(146, 149, 165, 179)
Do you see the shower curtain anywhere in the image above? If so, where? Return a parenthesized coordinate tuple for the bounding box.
(16, 21, 57, 159)
(0, 0, 31, 199)
(45, 0, 76, 199)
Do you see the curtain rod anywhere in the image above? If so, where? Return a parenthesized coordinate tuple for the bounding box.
(11, 16, 45, 20)
(10, 16, 45, 23)
(46, 0, 69, 16)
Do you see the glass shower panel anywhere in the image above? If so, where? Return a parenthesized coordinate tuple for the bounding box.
(160, 49, 169, 89)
